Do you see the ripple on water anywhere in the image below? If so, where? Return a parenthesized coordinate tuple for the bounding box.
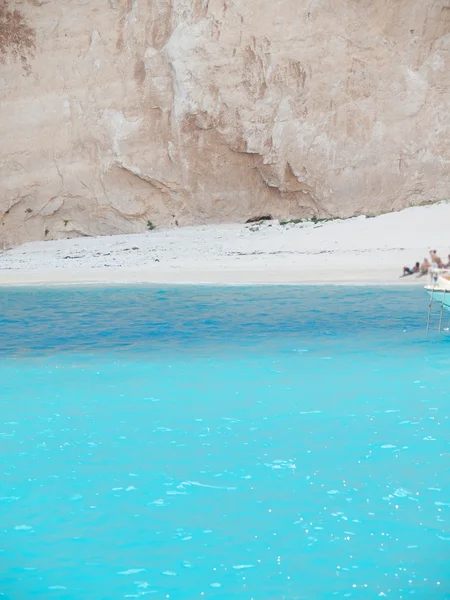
(117, 569, 146, 576)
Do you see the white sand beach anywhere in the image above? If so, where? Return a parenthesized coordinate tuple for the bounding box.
(0, 202, 449, 286)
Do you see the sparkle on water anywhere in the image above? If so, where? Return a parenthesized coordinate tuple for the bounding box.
(1, 286, 450, 600)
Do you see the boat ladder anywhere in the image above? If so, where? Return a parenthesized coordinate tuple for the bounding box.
(426, 288, 450, 334)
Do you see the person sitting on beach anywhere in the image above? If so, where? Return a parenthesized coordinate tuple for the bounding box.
(430, 250, 443, 268)
(417, 258, 430, 277)
(402, 262, 420, 277)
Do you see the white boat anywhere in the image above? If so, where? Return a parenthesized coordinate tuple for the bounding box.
(425, 269, 450, 310)
(424, 269, 450, 332)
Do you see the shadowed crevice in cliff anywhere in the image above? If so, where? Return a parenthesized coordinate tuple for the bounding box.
(0, 0, 35, 73)
(254, 160, 334, 220)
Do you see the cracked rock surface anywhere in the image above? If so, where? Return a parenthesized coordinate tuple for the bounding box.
(1, 0, 449, 247)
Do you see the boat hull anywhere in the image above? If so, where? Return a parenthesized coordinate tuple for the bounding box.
(426, 289, 450, 311)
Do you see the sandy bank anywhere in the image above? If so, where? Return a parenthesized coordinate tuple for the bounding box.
(1, 202, 448, 286)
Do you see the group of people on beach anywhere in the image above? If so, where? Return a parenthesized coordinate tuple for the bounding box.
(402, 250, 450, 278)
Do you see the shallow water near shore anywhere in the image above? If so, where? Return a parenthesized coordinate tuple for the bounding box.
(1, 286, 450, 599)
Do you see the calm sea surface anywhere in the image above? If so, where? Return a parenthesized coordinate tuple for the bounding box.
(1, 286, 449, 599)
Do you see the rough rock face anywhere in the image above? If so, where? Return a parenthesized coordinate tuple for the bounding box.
(1, 0, 449, 247)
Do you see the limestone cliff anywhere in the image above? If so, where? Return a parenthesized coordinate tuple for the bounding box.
(1, 0, 449, 247)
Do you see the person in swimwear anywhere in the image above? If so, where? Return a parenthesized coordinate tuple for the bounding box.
(416, 258, 430, 277)
(402, 262, 420, 277)
(430, 250, 443, 268)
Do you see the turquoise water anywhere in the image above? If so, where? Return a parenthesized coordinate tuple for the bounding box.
(1, 286, 450, 600)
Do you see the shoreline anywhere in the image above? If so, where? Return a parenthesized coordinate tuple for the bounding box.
(0, 269, 429, 287)
(0, 281, 427, 287)
(1, 202, 448, 288)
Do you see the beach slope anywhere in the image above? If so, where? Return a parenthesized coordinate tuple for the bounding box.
(0, 203, 448, 285)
